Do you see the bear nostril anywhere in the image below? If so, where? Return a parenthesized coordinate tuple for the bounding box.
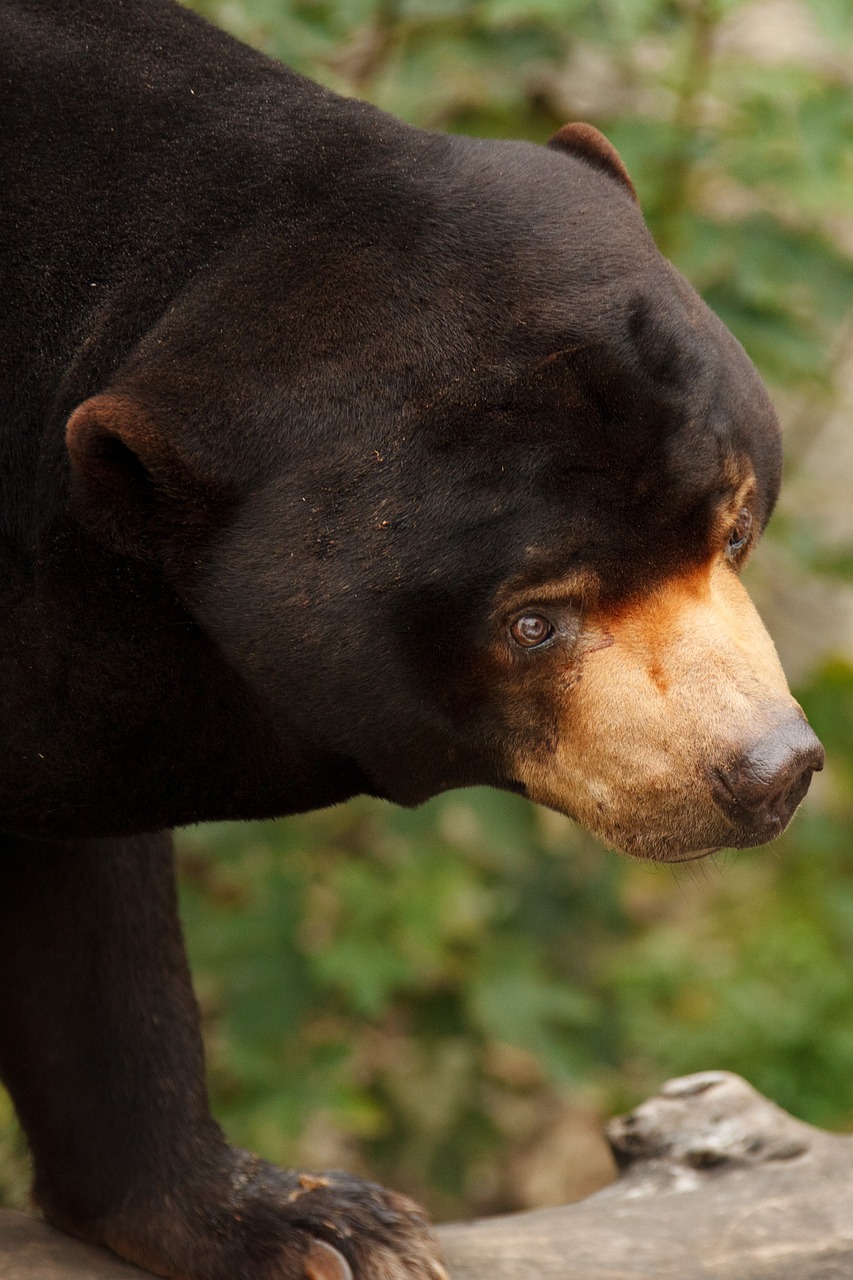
(712, 715, 824, 836)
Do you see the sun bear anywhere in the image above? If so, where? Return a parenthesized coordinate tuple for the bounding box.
(0, 2, 823, 1277)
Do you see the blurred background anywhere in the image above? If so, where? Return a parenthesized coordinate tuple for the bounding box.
(3, 0, 853, 1225)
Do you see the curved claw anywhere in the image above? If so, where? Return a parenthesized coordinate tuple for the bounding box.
(304, 1238, 355, 1280)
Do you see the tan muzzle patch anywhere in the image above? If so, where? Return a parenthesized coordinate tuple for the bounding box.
(513, 560, 810, 861)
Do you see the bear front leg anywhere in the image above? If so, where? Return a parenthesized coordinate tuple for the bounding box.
(0, 832, 448, 1280)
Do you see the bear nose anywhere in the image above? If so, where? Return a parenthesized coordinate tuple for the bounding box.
(711, 715, 825, 838)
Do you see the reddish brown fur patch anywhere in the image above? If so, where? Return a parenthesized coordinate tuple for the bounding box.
(648, 662, 668, 693)
(299, 1173, 332, 1191)
(64, 392, 227, 570)
(496, 566, 601, 616)
(547, 122, 637, 203)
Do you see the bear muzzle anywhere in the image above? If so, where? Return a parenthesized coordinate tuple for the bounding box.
(508, 559, 824, 861)
(710, 713, 824, 843)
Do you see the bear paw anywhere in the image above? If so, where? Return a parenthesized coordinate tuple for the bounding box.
(233, 1160, 449, 1280)
(98, 1156, 449, 1280)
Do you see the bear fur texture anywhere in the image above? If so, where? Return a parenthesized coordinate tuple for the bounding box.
(0, 2, 823, 1278)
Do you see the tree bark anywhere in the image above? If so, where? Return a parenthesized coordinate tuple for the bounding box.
(1, 1072, 851, 1279)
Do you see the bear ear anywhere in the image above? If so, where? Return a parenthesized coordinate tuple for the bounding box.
(547, 122, 637, 203)
(65, 392, 223, 563)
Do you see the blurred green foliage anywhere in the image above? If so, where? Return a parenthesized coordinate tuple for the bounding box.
(3, 0, 852, 1224)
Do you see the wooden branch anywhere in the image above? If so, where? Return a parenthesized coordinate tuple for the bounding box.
(2, 1072, 852, 1279)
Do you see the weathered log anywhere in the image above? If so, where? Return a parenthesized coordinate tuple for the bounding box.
(442, 1071, 853, 1279)
(0, 1072, 850, 1279)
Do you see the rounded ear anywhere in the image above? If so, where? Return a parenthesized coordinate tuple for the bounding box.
(66, 392, 223, 562)
(547, 122, 637, 203)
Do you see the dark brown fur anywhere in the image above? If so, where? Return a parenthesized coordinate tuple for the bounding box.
(0, 2, 820, 1277)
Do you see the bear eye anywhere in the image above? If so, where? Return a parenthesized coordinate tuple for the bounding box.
(510, 614, 554, 648)
(727, 507, 753, 558)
